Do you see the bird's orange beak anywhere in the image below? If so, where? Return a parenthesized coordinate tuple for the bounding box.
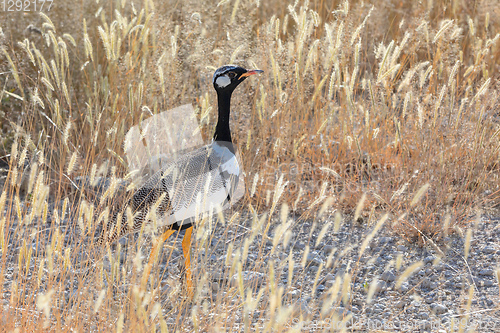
(240, 69, 264, 79)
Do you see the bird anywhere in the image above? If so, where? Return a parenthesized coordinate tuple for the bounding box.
(97, 65, 263, 294)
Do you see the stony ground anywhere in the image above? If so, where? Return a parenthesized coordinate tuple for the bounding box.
(111, 206, 500, 332)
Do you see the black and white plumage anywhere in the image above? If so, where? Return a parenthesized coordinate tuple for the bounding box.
(99, 66, 263, 271)
(115, 141, 239, 238)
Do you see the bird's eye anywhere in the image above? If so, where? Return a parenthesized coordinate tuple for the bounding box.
(227, 72, 236, 79)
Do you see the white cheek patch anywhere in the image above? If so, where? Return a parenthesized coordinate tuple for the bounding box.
(215, 75, 231, 88)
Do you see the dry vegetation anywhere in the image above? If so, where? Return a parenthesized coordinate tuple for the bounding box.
(0, 0, 499, 331)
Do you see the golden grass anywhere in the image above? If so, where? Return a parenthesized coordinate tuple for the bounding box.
(0, 0, 499, 331)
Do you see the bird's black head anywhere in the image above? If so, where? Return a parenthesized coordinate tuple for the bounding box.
(213, 65, 263, 94)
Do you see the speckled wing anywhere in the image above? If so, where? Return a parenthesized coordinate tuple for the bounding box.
(130, 141, 240, 229)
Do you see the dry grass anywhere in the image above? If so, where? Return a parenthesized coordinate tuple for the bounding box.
(0, 0, 499, 331)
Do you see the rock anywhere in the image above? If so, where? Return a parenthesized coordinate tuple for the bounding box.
(411, 299, 422, 307)
(399, 282, 410, 293)
(322, 304, 352, 320)
(352, 298, 364, 307)
(425, 296, 434, 304)
(431, 303, 448, 315)
(378, 237, 393, 245)
(424, 255, 436, 264)
(483, 279, 494, 287)
(324, 273, 335, 281)
(373, 280, 388, 293)
(434, 263, 444, 272)
(419, 312, 429, 319)
(293, 242, 305, 250)
(395, 300, 406, 309)
(308, 265, 319, 274)
(292, 299, 312, 318)
(371, 304, 386, 314)
(334, 306, 351, 319)
(359, 255, 369, 263)
(306, 252, 324, 266)
(278, 252, 288, 260)
(397, 244, 407, 252)
(483, 245, 496, 254)
(381, 270, 396, 282)
(316, 284, 326, 294)
(478, 269, 494, 276)
(230, 271, 265, 289)
(287, 289, 301, 301)
(421, 279, 431, 289)
(212, 271, 225, 281)
(323, 244, 335, 254)
(421, 320, 432, 330)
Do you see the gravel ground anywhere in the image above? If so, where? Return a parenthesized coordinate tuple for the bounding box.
(113, 206, 500, 332)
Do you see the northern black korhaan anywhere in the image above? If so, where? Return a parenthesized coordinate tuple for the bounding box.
(98, 65, 263, 293)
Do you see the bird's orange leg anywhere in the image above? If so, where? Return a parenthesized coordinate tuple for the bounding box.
(181, 226, 194, 297)
(141, 229, 176, 289)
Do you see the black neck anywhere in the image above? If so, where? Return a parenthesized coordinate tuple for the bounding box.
(213, 91, 233, 142)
